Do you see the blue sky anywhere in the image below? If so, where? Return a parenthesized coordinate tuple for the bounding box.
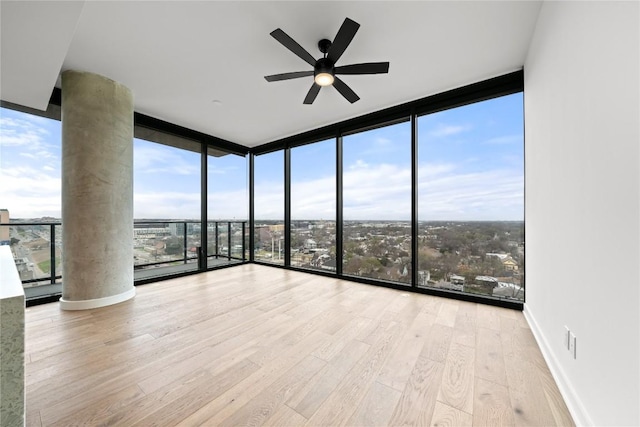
(0, 107, 247, 220)
(0, 92, 523, 221)
(0, 109, 62, 218)
(256, 92, 524, 221)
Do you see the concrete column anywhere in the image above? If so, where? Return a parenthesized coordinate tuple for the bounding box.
(60, 70, 135, 310)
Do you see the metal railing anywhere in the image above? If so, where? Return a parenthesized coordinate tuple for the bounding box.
(0, 220, 247, 288)
(0, 222, 62, 286)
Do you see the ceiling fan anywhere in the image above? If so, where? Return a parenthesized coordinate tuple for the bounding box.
(264, 17, 390, 105)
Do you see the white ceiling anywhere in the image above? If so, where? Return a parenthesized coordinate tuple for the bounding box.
(1, 1, 542, 148)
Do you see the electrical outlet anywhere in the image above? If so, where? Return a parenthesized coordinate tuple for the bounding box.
(569, 332, 577, 359)
(564, 326, 570, 350)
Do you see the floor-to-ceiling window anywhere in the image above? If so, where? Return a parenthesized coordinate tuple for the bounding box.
(207, 147, 248, 266)
(290, 139, 336, 272)
(417, 93, 524, 300)
(342, 120, 412, 285)
(2, 96, 250, 303)
(133, 131, 201, 278)
(248, 72, 524, 306)
(2, 72, 522, 306)
(253, 150, 285, 264)
(0, 106, 63, 295)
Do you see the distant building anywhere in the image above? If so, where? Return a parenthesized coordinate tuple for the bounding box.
(169, 223, 181, 236)
(133, 227, 171, 239)
(502, 257, 519, 272)
(304, 239, 317, 251)
(492, 282, 523, 299)
(311, 253, 331, 268)
(486, 252, 510, 260)
(476, 275, 498, 283)
(451, 274, 464, 283)
(0, 209, 9, 245)
(418, 270, 431, 287)
(476, 275, 499, 291)
(440, 274, 464, 291)
(486, 252, 519, 271)
(14, 257, 35, 281)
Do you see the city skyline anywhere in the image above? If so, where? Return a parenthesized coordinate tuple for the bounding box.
(0, 93, 523, 221)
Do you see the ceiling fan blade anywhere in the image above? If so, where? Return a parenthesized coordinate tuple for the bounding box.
(327, 18, 360, 64)
(265, 71, 314, 82)
(333, 77, 360, 103)
(270, 29, 316, 67)
(303, 83, 321, 104)
(335, 62, 389, 75)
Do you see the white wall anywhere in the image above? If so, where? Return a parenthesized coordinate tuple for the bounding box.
(524, 1, 639, 426)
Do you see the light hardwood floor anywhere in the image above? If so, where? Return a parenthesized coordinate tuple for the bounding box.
(24, 264, 574, 426)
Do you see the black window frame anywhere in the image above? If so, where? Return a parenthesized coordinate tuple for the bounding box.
(3, 70, 524, 309)
(249, 70, 524, 310)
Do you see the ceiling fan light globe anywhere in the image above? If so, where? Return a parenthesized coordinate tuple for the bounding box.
(315, 73, 334, 86)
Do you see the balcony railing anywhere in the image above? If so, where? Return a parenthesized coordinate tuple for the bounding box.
(0, 220, 248, 299)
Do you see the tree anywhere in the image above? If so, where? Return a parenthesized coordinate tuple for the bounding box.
(344, 256, 362, 275)
(418, 247, 439, 272)
(361, 257, 382, 276)
(165, 243, 183, 256)
(164, 238, 183, 256)
(291, 233, 306, 250)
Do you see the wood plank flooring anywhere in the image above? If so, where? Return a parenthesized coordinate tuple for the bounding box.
(24, 264, 574, 426)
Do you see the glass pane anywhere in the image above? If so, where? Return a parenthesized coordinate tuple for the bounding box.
(133, 138, 201, 277)
(418, 93, 524, 300)
(229, 222, 245, 258)
(0, 108, 62, 219)
(6, 223, 61, 285)
(254, 151, 284, 264)
(208, 151, 248, 221)
(0, 107, 62, 292)
(342, 120, 412, 285)
(291, 140, 336, 272)
(133, 138, 201, 220)
(217, 222, 228, 256)
(207, 150, 248, 266)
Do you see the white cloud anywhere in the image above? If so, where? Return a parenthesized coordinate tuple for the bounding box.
(418, 163, 523, 220)
(133, 191, 201, 219)
(420, 162, 456, 177)
(349, 159, 369, 170)
(291, 176, 335, 219)
(343, 162, 411, 220)
(1, 131, 43, 147)
(359, 136, 404, 156)
(429, 124, 470, 138)
(375, 137, 392, 146)
(0, 166, 61, 218)
(0, 117, 52, 148)
(484, 134, 522, 145)
(208, 164, 241, 175)
(0, 112, 62, 218)
(2, 111, 522, 222)
(254, 182, 285, 219)
(134, 142, 199, 176)
(208, 189, 248, 220)
(250, 160, 523, 221)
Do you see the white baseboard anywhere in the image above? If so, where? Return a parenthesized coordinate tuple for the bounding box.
(523, 305, 593, 426)
(59, 287, 135, 310)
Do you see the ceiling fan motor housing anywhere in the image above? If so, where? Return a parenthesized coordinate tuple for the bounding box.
(314, 57, 335, 78)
